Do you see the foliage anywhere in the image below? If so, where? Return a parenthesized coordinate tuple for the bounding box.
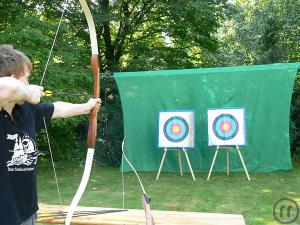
(215, 0, 300, 66)
(31, 0, 226, 71)
(290, 73, 300, 159)
(94, 73, 124, 166)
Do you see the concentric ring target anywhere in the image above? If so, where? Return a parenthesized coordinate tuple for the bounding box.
(163, 116, 189, 142)
(212, 114, 239, 140)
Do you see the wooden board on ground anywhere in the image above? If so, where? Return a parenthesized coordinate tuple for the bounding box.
(37, 204, 246, 225)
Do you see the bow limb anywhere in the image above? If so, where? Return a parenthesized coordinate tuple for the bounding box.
(122, 138, 155, 225)
(65, 1, 100, 224)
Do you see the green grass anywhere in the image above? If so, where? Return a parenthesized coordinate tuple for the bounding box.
(37, 160, 300, 225)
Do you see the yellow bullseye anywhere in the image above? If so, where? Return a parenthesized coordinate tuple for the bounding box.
(222, 123, 230, 131)
(172, 125, 180, 134)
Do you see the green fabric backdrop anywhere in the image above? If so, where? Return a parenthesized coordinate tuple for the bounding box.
(114, 63, 300, 172)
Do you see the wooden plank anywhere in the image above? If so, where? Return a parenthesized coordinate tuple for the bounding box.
(37, 204, 246, 225)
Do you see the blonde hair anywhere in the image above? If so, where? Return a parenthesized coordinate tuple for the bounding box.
(0, 44, 32, 78)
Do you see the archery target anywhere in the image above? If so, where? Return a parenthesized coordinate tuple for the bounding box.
(159, 111, 195, 148)
(208, 108, 246, 146)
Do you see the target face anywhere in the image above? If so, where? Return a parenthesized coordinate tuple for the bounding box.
(163, 116, 189, 142)
(159, 111, 195, 148)
(208, 108, 246, 146)
(213, 114, 239, 140)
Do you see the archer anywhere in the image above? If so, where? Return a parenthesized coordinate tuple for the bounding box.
(0, 44, 101, 225)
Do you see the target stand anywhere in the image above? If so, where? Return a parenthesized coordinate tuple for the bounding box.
(207, 145, 250, 181)
(157, 110, 196, 181)
(156, 147, 196, 181)
(207, 108, 250, 181)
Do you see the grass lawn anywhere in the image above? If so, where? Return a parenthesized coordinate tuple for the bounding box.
(37, 160, 300, 225)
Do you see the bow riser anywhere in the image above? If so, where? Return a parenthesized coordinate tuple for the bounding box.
(87, 55, 100, 148)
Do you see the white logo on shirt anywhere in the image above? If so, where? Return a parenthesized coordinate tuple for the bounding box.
(6, 134, 38, 167)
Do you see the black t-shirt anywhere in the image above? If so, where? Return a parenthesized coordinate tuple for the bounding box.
(0, 103, 54, 225)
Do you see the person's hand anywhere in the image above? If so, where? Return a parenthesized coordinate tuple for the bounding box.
(87, 98, 101, 112)
(26, 85, 44, 104)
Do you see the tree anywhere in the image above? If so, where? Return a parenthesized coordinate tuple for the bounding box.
(215, 0, 300, 66)
(0, 0, 228, 164)
(39, 0, 227, 71)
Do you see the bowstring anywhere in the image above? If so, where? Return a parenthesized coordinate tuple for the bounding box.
(121, 138, 148, 203)
(42, 117, 62, 205)
(40, 0, 71, 207)
(121, 138, 155, 224)
(121, 146, 125, 212)
(121, 138, 147, 194)
(40, 0, 70, 86)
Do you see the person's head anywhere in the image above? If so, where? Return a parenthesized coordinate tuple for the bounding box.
(0, 44, 32, 84)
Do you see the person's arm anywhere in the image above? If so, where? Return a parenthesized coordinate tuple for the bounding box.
(0, 77, 44, 107)
(52, 98, 101, 119)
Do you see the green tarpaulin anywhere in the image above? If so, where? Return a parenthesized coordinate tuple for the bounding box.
(114, 63, 300, 172)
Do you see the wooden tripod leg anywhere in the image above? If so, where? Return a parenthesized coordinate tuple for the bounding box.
(207, 146, 219, 181)
(178, 149, 183, 176)
(227, 149, 230, 176)
(156, 148, 168, 181)
(236, 146, 251, 181)
(183, 148, 196, 181)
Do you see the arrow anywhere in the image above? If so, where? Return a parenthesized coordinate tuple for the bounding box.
(44, 90, 92, 97)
